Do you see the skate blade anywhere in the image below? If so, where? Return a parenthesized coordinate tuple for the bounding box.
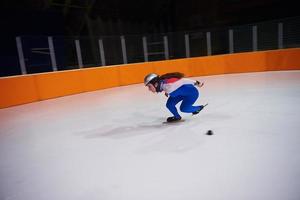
(163, 119, 185, 124)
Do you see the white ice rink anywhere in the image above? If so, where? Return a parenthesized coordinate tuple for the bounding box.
(1, 71, 300, 200)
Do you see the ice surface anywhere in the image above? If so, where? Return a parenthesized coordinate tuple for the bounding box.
(1, 71, 300, 200)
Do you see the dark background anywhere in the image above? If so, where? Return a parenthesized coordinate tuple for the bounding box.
(1, 0, 298, 36)
(0, 0, 299, 76)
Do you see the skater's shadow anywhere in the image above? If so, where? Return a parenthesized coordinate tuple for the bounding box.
(75, 119, 203, 154)
(76, 120, 172, 139)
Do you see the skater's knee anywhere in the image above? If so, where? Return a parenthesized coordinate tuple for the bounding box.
(166, 102, 175, 110)
(179, 104, 189, 112)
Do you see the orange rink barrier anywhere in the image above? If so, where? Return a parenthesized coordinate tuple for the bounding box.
(1, 48, 300, 109)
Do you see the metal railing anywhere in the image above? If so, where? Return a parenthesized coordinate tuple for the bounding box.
(11, 16, 300, 76)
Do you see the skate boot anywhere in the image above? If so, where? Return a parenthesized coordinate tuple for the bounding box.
(167, 116, 182, 122)
(192, 105, 204, 115)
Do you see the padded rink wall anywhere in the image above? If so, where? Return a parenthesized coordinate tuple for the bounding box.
(0, 48, 300, 109)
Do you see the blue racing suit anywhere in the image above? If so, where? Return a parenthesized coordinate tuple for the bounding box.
(158, 78, 201, 119)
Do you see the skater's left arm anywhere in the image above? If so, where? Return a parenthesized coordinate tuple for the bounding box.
(182, 78, 204, 88)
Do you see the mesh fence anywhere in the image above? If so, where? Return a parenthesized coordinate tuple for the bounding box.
(124, 35, 144, 64)
(232, 25, 253, 53)
(188, 31, 207, 57)
(283, 17, 300, 48)
(211, 29, 229, 55)
(257, 21, 278, 51)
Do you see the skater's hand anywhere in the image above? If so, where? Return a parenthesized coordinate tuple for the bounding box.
(195, 80, 204, 88)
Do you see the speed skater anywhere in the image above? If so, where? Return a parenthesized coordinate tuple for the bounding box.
(144, 72, 205, 122)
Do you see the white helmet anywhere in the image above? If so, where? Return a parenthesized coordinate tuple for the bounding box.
(144, 73, 159, 86)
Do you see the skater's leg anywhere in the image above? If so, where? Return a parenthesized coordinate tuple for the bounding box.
(180, 87, 201, 113)
(166, 96, 184, 118)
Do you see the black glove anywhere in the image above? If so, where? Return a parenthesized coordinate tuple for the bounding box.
(195, 80, 204, 87)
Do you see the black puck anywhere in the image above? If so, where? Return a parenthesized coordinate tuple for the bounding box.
(206, 130, 213, 135)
